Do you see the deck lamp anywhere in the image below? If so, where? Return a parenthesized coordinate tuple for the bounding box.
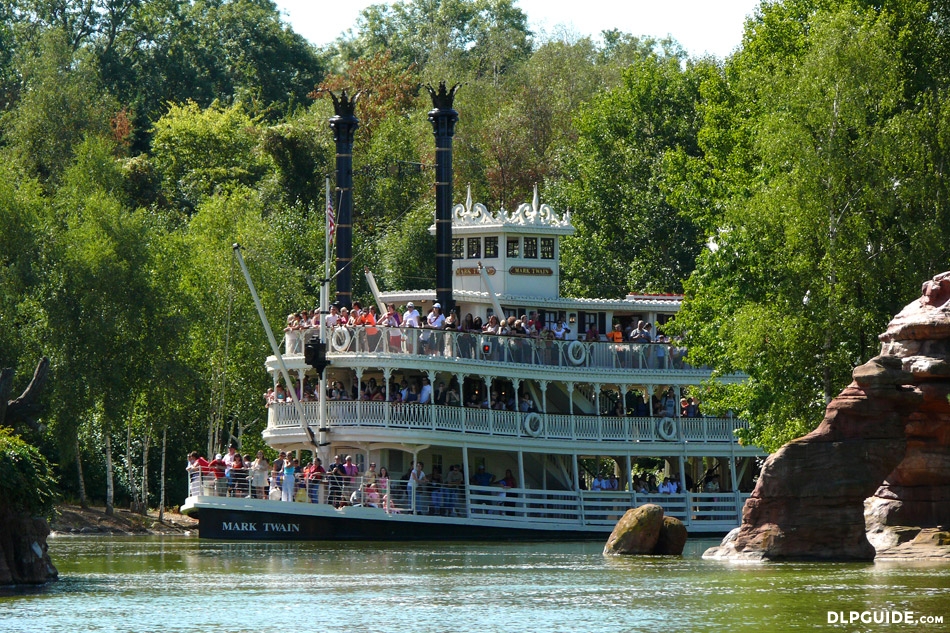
(305, 341, 331, 376)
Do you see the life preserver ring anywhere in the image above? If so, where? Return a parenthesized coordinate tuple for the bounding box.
(523, 412, 543, 437)
(566, 340, 587, 365)
(330, 327, 351, 352)
(656, 416, 678, 441)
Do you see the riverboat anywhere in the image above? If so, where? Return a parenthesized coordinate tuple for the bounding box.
(181, 186, 764, 541)
(181, 85, 765, 541)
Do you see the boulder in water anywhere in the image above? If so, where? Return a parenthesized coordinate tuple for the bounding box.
(604, 504, 686, 556)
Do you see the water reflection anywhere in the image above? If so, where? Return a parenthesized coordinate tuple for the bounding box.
(1, 537, 948, 632)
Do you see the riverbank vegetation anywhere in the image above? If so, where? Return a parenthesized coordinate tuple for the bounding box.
(1, 0, 949, 515)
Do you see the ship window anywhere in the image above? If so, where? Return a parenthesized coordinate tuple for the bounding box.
(484, 236, 498, 258)
(452, 238, 463, 259)
(540, 238, 555, 259)
(524, 237, 538, 259)
(507, 238, 520, 257)
(467, 237, 481, 259)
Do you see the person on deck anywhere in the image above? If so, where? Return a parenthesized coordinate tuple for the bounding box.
(408, 462, 427, 514)
(209, 453, 227, 496)
(343, 455, 360, 500)
(325, 304, 341, 330)
(380, 303, 402, 352)
(607, 474, 619, 491)
(470, 464, 495, 487)
(606, 323, 624, 343)
(402, 302, 420, 328)
(591, 473, 606, 491)
(304, 458, 325, 503)
(281, 458, 297, 502)
(250, 451, 269, 500)
(424, 303, 445, 354)
(228, 455, 248, 497)
(186, 451, 209, 496)
(419, 377, 433, 404)
(444, 464, 464, 516)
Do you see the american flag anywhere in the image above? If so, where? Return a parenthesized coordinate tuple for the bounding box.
(326, 196, 336, 243)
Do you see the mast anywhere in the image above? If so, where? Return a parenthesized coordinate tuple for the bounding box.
(232, 244, 318, 451)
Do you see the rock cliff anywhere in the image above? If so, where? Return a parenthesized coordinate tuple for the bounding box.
(705, 272, 950, 561)
(0, 507, 57, 585)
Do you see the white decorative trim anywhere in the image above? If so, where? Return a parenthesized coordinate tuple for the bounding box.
(447, 185, 574, 234)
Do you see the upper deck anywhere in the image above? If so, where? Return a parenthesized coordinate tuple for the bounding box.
(275, 325, 739, 387)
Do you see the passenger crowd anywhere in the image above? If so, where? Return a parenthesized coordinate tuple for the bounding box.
(187, 448, 531, 515)
(264, 374, 701, 420)
(283, 302, 686, 363)
(187, 445, 722, 513)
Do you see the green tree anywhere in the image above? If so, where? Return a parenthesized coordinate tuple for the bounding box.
(177, 187, 310, 458)
(150, 100, 270, 212)
(335, 0, 531, 80)
(550, 50, 711, 298)
(0, 164, 45, 366)
(36, 136, 179, 512)
(675, 2, 950, 450)
(1, 29, 118, 185)
(374, 204, 437, 293)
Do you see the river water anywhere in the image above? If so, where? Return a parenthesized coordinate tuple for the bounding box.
(2, 537, 949, 632)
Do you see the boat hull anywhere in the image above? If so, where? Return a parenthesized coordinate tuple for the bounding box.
(188, 499, 602, 541)
(184, 496, 738, 541)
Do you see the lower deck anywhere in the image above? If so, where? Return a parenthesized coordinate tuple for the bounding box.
(183, 470, 751, 540)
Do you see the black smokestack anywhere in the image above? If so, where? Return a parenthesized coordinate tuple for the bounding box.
(426, 81, 460, 315)
(327, 89, 361, 309)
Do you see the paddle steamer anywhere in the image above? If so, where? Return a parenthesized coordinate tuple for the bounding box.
(181, 85, 764, 540)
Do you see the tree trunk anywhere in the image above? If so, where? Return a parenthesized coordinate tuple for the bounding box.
(104, 430, 114, 516)
(75, 437, 88, 509)
(207, 421, 215, 467)
(159, 428, 167, 523)
(140, 428, 150, 515)
(126, 419, 136, 511)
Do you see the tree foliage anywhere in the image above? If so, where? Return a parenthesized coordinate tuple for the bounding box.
(0, 426, 58, 516)
(550, 49, 711, 297)
(674, 1, 950, 450)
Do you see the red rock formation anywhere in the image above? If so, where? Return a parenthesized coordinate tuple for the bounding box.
(0, 506, 58, 585)
(707, 271, 950, 561)
(873, 273, 950, 530)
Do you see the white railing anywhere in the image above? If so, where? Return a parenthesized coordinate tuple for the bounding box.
(282, 326, 701, 371)
(187, 472, 750, 528)
(267, 401, 746, 444)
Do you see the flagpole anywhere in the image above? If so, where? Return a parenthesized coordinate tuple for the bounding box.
(318, 177, 331, 463)
(325, 176, 332, 292)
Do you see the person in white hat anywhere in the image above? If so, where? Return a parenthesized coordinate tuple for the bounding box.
(402, 302, 420, 328)
(425, 302, 445, 354)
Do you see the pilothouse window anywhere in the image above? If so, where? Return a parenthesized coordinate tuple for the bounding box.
(540, 238, 554, 259)
(452, 238, 463, 259)
(484, 236, 498, 258)
(524, 238, 538, 259)
(467, 237, 481, 259)
(507, 238, 520, 258)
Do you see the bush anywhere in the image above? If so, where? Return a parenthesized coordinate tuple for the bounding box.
(0, 426, 58, 516)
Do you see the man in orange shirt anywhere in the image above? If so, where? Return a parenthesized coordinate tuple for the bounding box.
(606, 323, 624, 343)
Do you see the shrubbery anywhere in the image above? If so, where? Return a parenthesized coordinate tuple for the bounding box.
(0, 427, 58, 516)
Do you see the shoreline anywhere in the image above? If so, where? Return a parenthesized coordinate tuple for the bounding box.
(49, 504, 198, 536)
